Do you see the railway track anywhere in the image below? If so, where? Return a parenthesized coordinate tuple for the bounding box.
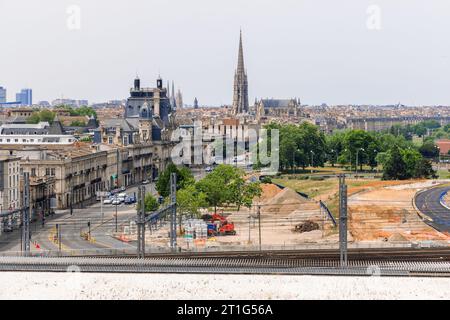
(1, 248, 449, 276)
(64, 247, 450, 261)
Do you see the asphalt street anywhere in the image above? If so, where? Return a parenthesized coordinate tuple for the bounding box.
(415, 186, 450, 233)
(0, 169, 207, 255)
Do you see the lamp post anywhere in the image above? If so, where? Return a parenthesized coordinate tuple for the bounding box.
(310, 150, 314, 174)
(437, 146, 441, 172)
(356, 148, 365, 178)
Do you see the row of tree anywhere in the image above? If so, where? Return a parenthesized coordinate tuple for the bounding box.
(263, 121, 438, 180)
(26, 106, 97, 125)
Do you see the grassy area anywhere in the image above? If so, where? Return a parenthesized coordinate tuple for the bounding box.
(273, 177, 339, 199)
(437, 169, 450, 179)
(272, 176, 392, 218)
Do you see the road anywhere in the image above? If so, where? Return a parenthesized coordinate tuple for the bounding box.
(0, 184, 149, 254)
(415, 186, 450, 233)
(0, 168, 208, 255)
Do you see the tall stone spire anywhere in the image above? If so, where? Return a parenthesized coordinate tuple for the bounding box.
(232, 30, 249, 114)
(237, 30, 245, 73)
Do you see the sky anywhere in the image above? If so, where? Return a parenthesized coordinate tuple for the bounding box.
(0, 0, 449, 106)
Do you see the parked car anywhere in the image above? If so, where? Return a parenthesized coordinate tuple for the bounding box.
(205, 166, 212, 173)
(124, 195, 136, 204)
(142, 180, 150, 185)
(112, 198, 122, 205)
(103, 198, 113, 205)
(3, 226, 13, 233)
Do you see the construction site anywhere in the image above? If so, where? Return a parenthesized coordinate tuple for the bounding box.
(116, 177, 450, 253)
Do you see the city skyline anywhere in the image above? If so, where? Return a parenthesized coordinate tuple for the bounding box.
(0, 0, 450, 106)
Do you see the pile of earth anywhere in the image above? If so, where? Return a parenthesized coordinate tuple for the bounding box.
(261, 187, 310, 216)
(293, 221, 320, 233)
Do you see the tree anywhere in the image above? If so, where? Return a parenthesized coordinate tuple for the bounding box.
(382, 145, 408, 180)
(342, 130, 377, 170)
(70, 120, 86, 127)
(413, 158, 437, 179)
(401, 148, 422, 178)
(419, 141, 439, 158)
(137, 193, 159, 212)
(196, 164, 241, 213)
(177, 185, 207, 232)
(156, 163, 195, 198)
(26, 109, 55, 124)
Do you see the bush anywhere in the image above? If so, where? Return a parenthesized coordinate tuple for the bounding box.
(310, 176, 325, 181)
(260, 176, 272, 184)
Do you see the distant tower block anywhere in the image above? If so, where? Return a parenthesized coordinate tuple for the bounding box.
(194, 97, 199, 109)
(232, 30, 249, 114)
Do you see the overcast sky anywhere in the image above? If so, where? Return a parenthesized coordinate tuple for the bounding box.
(0, 0, 449, 106)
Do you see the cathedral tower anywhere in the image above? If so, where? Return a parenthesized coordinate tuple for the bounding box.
(232, 30, 249, 114)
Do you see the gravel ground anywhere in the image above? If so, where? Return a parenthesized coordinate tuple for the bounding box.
(0, 273, 449, 300)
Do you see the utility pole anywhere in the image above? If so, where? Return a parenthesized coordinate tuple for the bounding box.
(114, 194, 118, 233)
(137, 186, 146, 259)
(22, 172, 31, 255)
(170, 173, 177, 250)
(339, 174, 348, 267)
(70, 176, 73, 216)
(257, 204, 262, 251)
(56, 223, 62, 253)
(116, 148, 120, 188)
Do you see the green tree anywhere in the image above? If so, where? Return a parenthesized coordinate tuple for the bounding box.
(156, 163, 195, 198)
(382, 145, 408, 180)
(70, 120, 86, 127)
(413, 158, 436, 179)
(137, 193, 159, 212)
(26, 109, 55, 124)
(196, 164, 241, 213)
(419, 141, 439, 158)
(177, 185, 208, 232)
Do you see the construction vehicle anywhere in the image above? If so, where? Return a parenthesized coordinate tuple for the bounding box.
(202, 213, 236, 236)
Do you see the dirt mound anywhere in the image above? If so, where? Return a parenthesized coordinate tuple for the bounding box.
(257, 184, 283, 202)
(293, 221, 320, 233)
(389, 233, 408, 242)
(261, 187, 310, 216)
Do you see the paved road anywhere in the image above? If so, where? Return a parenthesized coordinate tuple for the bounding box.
(415, 186, 450, 233)
(0, 167, 207, 255)
(0, 184, 149, 254)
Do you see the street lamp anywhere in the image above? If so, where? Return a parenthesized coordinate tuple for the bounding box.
(356, 148, 365, 178)
(310, 150, 315, 174)
(330, 149, 338, 167)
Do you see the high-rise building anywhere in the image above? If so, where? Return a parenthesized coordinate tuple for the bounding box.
(0, 87, 6, 103)
(232, 30, 249, 114)
(16, 88, 32, 106)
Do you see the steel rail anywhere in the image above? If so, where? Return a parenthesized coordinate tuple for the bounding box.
(0, 256, 449, 277)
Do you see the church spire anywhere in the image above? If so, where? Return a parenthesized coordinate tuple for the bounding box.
(237, 29, 245, 73)
(232, 30, 249, 114)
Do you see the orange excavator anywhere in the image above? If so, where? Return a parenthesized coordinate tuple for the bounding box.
(202, 213, 237, 236)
